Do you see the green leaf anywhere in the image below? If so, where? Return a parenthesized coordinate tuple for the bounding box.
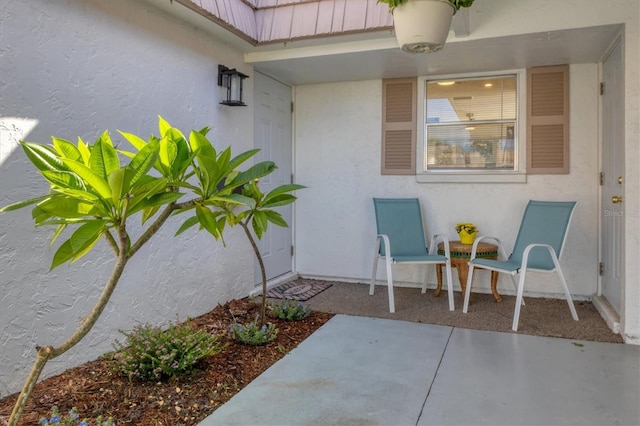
(118, 130, 148, 152)
(127, 140, 159, 187)
(36, 196, 97, 219)
(141, 205, 161, 224)
(189, 130, 217, 160)
(50, 187, 100, 203)
(77, 137, 91, 165)
(62, 158, 112, 200)
(196, 204, 222, 239)
(263, 210, 288, 227)
(90, 134, 120, 180)
(158, 115, 172, 138)
(51, 239, 74, 270)
(41, 170, 85, 191)
(264, 184, 305, 200)
(52, 137, 82, 162)
(108, 168, 134, 209)
(69, 220, 107, 253)
(50, 223, 67, 246)
(171, 137, 191, 179)
(159, 137, 177, 172)
(50, 221, 105, 269)
(127, 177, 170, 212)
(251, 210, 268, 239)
(215, 193, 256, 208)
(0, 195, 52, 213)
(229, 161, 277, 187)
(262, 194, 297, 208)
(128, 191, 183, 216)
(20, 142, 66, 172)
(175, 216, 200, 236)
(228, 149, 259, 170)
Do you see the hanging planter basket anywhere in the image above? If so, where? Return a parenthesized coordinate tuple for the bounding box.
(393, 0, 456, 53)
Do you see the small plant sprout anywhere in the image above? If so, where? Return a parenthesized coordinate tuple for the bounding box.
(273, 299, 312, 321)
(229, 317, 278, 345)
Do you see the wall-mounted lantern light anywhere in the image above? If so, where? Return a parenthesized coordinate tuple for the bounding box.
(218, 65, 249, 106)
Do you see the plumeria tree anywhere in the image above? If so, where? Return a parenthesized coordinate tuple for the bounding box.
(1, 116, 301, 425)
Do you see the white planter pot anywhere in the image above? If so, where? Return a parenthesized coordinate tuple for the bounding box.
(393, 0, 456, 53)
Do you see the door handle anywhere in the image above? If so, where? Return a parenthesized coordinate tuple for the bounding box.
(612, 196, 624, 204)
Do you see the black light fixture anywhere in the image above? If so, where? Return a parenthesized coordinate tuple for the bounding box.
(218, 65, 249, 106)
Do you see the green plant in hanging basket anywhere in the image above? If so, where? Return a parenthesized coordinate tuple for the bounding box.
(378, 0, 474, 11)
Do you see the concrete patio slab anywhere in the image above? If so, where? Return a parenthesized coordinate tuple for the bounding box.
(200, 315, 453, 425)
(420, 328, 640, 426)
(200, 314, 640, 426)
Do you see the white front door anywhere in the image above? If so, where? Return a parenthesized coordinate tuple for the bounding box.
(600, 39, 625, 314)
(253, 72, 293, 285)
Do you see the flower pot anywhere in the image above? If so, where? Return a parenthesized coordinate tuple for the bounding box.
(458, 230, 477, 245)
(392, 0, 456, 53)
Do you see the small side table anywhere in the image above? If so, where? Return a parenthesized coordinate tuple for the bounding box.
(436, 241, 502, 302)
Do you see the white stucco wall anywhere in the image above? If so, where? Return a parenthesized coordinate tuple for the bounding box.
(294, 65, 599, 297)
(0, 0, 256, 396)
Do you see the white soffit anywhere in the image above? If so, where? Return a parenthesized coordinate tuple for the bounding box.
(247, 24, 622, 85)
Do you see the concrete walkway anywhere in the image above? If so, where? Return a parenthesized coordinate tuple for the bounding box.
(200, 315, 640, 426)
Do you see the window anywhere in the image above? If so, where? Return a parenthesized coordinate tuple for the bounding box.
(425, 75, 516, 170)
(382, 67, 568, 182)
(417, 72, 526, 182)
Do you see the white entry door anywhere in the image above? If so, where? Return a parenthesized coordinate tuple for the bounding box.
(253, 72, 293, 285)
(600, 39, 625, 313)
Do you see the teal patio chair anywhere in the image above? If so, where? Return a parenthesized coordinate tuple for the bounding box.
(371, 198, 454, 313)
(462, 200, 579, 331)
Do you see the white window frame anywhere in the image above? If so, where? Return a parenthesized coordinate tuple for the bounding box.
(416, 69, 527, 183)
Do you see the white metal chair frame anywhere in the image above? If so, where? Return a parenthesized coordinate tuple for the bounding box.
(462, 202, 579, 331)
(370, 198, 455, 313)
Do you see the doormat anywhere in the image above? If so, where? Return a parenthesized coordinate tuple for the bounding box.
(266, 279, 333, 301)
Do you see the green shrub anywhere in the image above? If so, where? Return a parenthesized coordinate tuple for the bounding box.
(112, 321, 223, 381)
(229, 318, 278, 345)
(39, 406, 113, 425)
(272, 299, 312, 321)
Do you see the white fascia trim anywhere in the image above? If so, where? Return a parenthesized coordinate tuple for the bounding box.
(245, 38, 398, 63)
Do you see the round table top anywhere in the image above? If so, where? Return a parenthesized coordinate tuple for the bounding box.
(437, 240, 498, 258)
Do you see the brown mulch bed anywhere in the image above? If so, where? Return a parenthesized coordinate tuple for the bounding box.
(0, 299, 333, 425)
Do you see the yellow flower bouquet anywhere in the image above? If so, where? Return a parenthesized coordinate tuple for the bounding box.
(455, 222, 477, 244)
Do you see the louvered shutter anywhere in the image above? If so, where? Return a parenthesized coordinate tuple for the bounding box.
(527, 65, 569, 174)
(381, 78, 416, 175)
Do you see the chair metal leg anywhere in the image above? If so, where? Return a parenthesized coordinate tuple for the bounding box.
(421, 264, 430, 293)
(445, 260, 455, 311)
(462, 263, 475, 313)
(509, 273, 525, 306)
(512, 269, 528, 331)
(385, 256, 395, 313)
(370, 252, 379, 296)
(553, 256, 579, 322)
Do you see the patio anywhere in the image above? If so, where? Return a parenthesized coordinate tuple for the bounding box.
(2, 0, 639, 408)
(202, 314, 640, 425)
(294, 279, 623, 343)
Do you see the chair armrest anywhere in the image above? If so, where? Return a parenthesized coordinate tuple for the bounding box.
(376, 234, 392, 259)
(470, 235, 509, 261)
(429, 234, 450, 256)
(521, 243, 560, 271)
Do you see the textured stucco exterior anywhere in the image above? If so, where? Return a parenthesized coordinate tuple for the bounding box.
(0, 0, 256, 397)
